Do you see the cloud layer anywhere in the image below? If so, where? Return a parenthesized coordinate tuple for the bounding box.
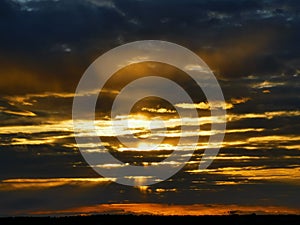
(0, 0, 300, 216)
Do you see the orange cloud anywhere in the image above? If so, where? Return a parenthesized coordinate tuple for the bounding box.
(197, 167, 300, 185)
(30, 203, 300, 216)
(198, 29, 278, 78)
(230, 97, 251, 105)
(141, 107, 176, 114)
(0, 178, 115, 191)
(251, 81, 285, 89)
(1, 109, 36, 117)
(175, 101, 233, 110)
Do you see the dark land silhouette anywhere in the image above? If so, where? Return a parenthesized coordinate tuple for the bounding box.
(1, 215, 300, 225)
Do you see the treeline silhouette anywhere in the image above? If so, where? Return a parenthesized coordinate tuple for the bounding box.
(1, 215, 300, 225)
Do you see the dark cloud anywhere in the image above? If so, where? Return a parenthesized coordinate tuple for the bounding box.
(0, 0, 300, 216)
(0, 0, 300, 95)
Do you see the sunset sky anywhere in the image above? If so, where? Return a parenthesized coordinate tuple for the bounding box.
(0, 0, 300, 216)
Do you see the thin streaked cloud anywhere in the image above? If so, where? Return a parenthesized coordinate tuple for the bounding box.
(0, 0, 300, 216)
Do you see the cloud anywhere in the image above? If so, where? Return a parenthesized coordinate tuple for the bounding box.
(198, 29, 283, 78)
(175, 101, 233, 110)
(5, 89, 119, 106)
(86, 0, 125, 15)
(173, 95, 252, 112)
(0, 0, 299, 97)
(184, 64, 211, 73)
(0, 0, 300, 215)
(0, 178, 115, 191)
(227, 110, 300, 121)
(141, 107, 176, 114)
(251, 81, 286, 89)
(230, 97, 251, 104)
(0, 108, 36, 117)
(205, 166, 300, 185)
(29, 203, 300, 216)
(175, 97, 251, 111)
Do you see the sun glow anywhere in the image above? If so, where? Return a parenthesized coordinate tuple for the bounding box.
(137, 142, 157, 151)
(127, 115, 151, 129)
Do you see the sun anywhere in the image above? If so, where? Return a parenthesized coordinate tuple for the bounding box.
(137, 142, 157, 151)
(127, 114, 151, 129)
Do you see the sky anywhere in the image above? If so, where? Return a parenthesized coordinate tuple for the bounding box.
(0, 0, 300, 216)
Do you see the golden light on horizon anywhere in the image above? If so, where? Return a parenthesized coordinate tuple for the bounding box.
(29, 203, 300, 216)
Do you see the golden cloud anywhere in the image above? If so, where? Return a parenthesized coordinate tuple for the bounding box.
(30, 203, 300, 216)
